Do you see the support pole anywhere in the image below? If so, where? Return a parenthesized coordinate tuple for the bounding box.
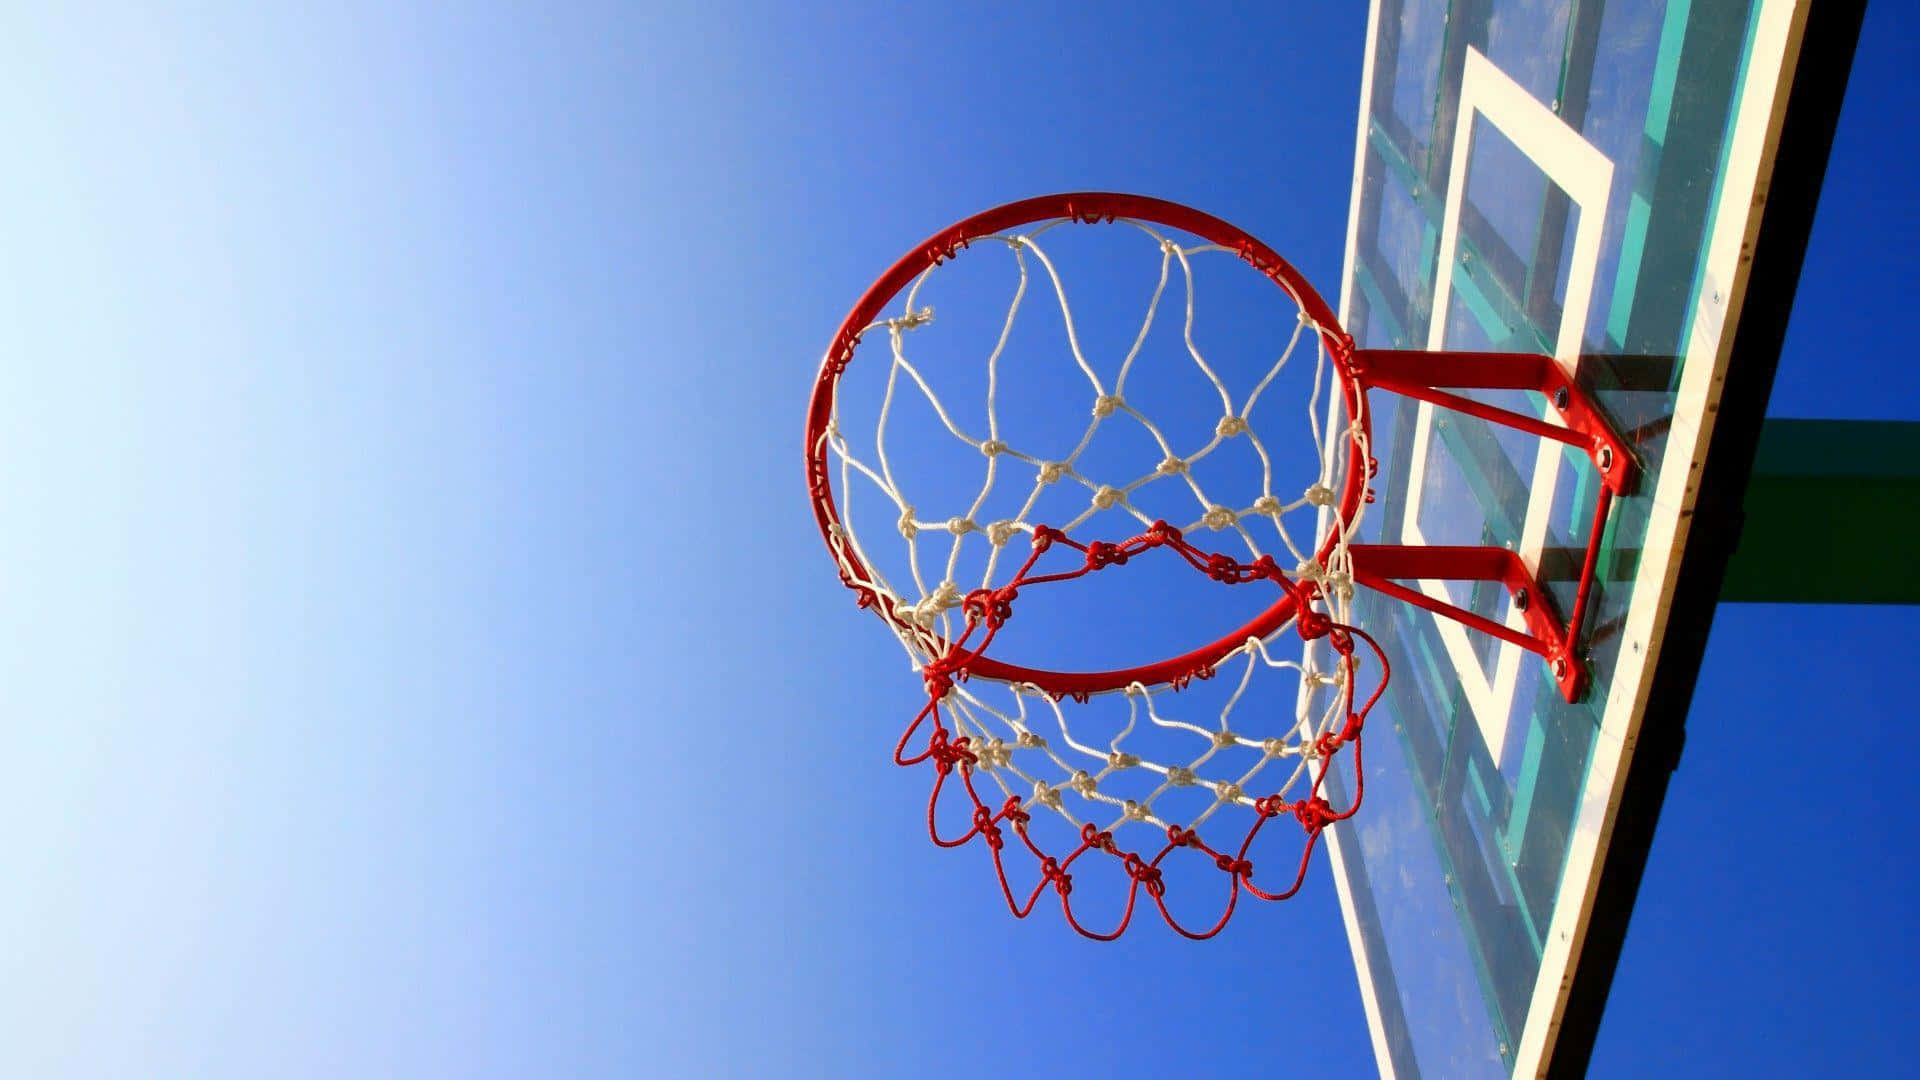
(1720, 419, 1920, 604)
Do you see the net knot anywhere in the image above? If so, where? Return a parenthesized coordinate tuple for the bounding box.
(927, 730, 975, 775)
(1211, 729, 1240, 750)
(887, 306, 934, 331)
(986, 520, 1020, 546)
(1215, 781, 1244, 804)
(897, 506, 918, 539)
(1202, 505, 1238, 531)
(1216, 415, 1248, 438)
(1295, 796, 1336, 833)
(962, 586, 1015, 629)
(1081, 822, 1116, 851)
(1034, 781, 1063, 809)
(1261, 737, 1289, 758)
(970, 805, 1005, 849)
(1121, 800, 1150, 822)
(1087, 541, 1128, 568)
(1252, 494, 1283, 517)
(1015, 730, 1047, 749)
(922, 667, 954, 698)
(979, 439, 1008, 457)
(1093, 394, 1125, 418)
(1166, 765, 1197, 786)
(1107, 750, 1139, 770)
(1156, 455, 1188, 476)
(1069, 770, 1098, 797)
(929, 580, 960, 614)
(1123, 853, 1165, 897)
(973, 737, 1011, 770)
(1092, 486, 1125, 511)
(900, 581, 962, 628)
(1030, 524, 1062, 551)
(1037, 461, 1067, 485)
(1304, 484, 1336, 507)
(946, 516, 977, 536)
(1215, 854, 1253, 877)
(1041, 857, 1072, 896)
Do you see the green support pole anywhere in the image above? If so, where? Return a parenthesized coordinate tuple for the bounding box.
(1720, 419, 1920, 604)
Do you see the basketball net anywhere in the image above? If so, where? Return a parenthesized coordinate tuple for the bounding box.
(813, 210, 1387, 939)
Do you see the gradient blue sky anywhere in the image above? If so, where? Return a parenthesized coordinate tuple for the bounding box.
(0, 3, 1912, 1077)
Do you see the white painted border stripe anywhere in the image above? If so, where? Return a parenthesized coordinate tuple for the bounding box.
(1405, 47, 1613, 764)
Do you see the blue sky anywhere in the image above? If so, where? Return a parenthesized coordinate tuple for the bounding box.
(0, 3, 1911, 1077)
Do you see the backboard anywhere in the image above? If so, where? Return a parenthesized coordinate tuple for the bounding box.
(1324, 1, 1861, 1076)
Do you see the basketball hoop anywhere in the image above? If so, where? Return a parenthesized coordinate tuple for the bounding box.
(805, 193, 1633, 938)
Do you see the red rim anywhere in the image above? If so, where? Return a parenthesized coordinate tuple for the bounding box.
(805, 192, 1368, 696)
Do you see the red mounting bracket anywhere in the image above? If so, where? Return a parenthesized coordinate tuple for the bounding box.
(1342, 349, 1638, 703)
